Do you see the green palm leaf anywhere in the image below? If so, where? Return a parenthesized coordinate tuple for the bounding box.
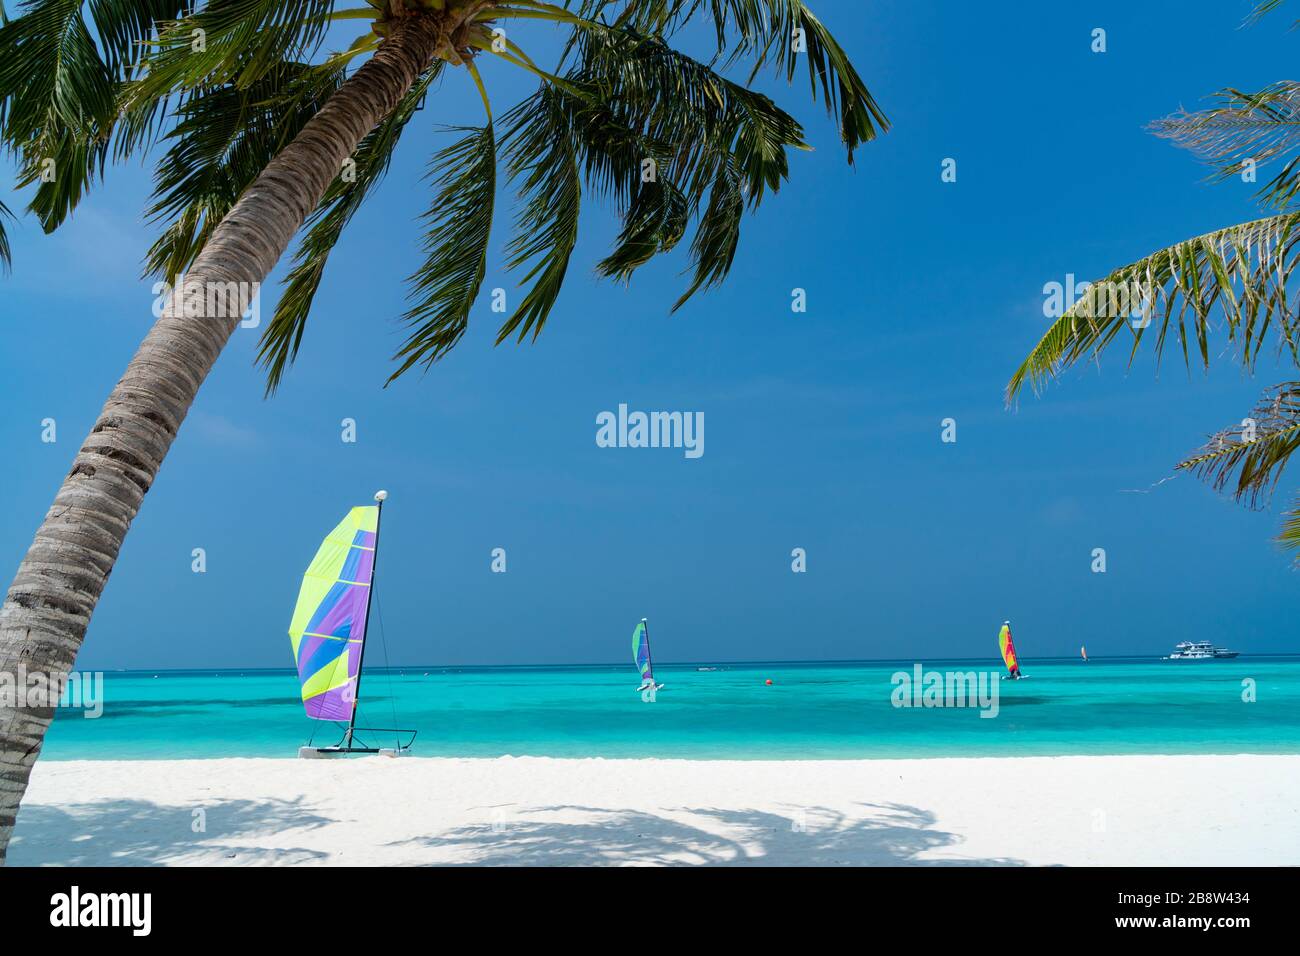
(1178, 381, 1300, 508)
(674, 156, 743, 310)
(1007, 212, 1300, 404)
(260, 65, 443, 392)
(497, 87, 581, 345)
(497, 22, 807, 311)
(1246, 0, 1293, 25)
(0, 198, 13, 269)
(389, 122, 497, 380)
(1177, 380, 1300, 560)
(89, 0, 188, 73)
(0, 0, 115, 229)
(596, 178, 689, 280)
(1150, 82, 1300, 209)
(549, 86, 675, 212)
(1277, 497, 1300, 553)
(569, 24, 807, 205)
(0, 0, 114, 144)
(0, 0, 186, 229)
(130, 0, 338, 99)
(577, 0, 887, 160)
(143, 61, 345, 281)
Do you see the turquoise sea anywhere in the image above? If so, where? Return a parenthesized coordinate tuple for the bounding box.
(40, 656, 1300, 760)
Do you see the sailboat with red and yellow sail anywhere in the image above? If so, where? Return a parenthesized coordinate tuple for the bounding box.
(998, 621, 1024, 679)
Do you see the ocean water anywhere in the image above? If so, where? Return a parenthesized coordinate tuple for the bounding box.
(38, 657, 1300, 760)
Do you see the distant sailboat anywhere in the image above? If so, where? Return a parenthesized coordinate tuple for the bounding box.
(633, 618, 665, 692)
(1081, 645, 1088, 662)
(289, 491, 416, 757)
(998, 620, 1024, 679)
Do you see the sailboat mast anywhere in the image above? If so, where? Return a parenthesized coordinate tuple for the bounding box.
(346, 491, 386, 746)
(643, 617, 653, 678)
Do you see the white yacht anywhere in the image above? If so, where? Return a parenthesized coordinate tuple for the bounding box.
(1166, 640, 1239, 660)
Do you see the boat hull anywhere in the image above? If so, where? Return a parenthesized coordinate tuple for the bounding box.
(298, 745, 409, 758)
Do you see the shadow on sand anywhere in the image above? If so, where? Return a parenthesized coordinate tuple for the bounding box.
(8, 796, 332, 866)
(388, 802, 1028, 866)
(12, 798, 1029, 866)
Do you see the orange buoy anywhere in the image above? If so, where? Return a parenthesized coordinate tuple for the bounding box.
(765, 679, 773, 685)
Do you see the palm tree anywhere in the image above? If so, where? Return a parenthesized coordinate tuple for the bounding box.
(0, 0, 887, 859)
(1007, 2, 1300, 555)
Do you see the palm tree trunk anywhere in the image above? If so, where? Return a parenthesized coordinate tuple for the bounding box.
(0, 16, 445, 862)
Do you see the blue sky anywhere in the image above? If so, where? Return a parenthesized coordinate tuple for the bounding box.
(4, 1, 1300, 669)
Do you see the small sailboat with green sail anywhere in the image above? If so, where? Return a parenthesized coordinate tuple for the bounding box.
(633, 618, 664, 692)
(288, 490, 416, 757)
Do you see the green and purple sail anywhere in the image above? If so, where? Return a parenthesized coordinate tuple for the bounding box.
(288, 506, 378, 721)
(633, 619, 654, 684)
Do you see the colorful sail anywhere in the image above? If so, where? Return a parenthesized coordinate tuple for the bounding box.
(998, 622, 1021, 677)
(288, 506, 378, 720)
(633, 619, 653, 683)
(1081, 645, 1088, 661)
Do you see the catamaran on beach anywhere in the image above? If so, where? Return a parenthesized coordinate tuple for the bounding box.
(289, 492, 415, 758)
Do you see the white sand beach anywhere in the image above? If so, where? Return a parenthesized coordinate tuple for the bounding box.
(9, 754, 1298, 866)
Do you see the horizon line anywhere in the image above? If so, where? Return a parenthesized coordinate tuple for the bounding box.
(83, 652, 1300, 675)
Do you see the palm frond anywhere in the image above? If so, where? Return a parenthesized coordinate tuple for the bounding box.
(0, 0, 114, 146)
(1177, 378, 1300, 563)
(1245, 0, 1294, 26)
(110, 82, 177, 163)
(541, 23, 805, 301)
(130, 0, 338, 100)
(1177, 380, 1300, 508)
(0, 0, 186, 228)
(1007, 212, 1300, 404)
(88, 0, 188, 73)
(259, 65, 443, 392)
(1150, 82, 1300, 208)
(1277, 497, 1300, 554)
(143, 61, 345, 281)
(388, 122, 497, 380)
(0, 0, 115, 229)
(674, 156, 742, 309)
(496, 87, 580, 345)
(570, 24, 806, 206)
(756, 0, 889, 162)
(0, 197, 14, 269)
(550, 84, 674, 211)
(480, 21, 812, 330)
(513, 74, 686, 284)
(574, 0, 888, 160)
(595, 177, 689, 280)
